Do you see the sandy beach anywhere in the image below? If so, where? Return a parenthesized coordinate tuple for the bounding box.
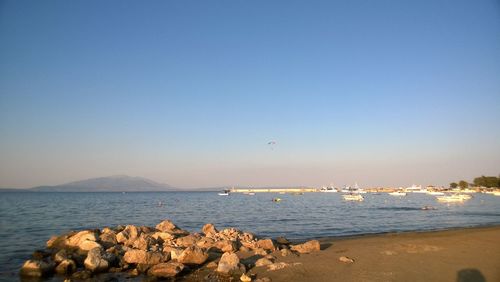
(182, 226, 500, 282)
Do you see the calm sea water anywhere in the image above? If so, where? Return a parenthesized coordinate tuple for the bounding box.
(0, 191, 499, 280)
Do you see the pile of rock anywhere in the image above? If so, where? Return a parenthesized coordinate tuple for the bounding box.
(20, 220, 321, 280)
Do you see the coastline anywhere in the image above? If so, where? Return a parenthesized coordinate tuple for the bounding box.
(229, 225, 500, 282)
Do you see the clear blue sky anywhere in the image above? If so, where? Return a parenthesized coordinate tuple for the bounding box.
(1, 0, 499, 188)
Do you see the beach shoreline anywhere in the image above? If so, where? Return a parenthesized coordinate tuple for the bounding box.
(230, 225, 500, 282)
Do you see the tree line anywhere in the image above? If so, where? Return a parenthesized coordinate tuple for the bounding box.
(450, 175, 500, 189)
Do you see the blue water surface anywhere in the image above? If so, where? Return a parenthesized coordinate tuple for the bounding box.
(0, 191, 499, 280)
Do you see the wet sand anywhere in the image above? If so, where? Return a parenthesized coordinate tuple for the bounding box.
(242, 226, 500, 282)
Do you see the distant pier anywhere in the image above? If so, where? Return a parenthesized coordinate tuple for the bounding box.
(230, 187, 318, 193)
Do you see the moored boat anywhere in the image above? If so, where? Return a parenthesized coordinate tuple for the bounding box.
(343, 194, 364, 201)
(436, 194, 471, 202)
(218, 189, 230, 196)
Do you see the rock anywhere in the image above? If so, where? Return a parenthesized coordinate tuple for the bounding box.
(55, 259, 76, 275)
(20, 259, 55, 277)
(54, 249, 70, 263)
(176, 234, 199, 247)
(202, 223, 218, 235)
(253, 248, 268, 256)
(128, 268, 139, 276)
(78, 240, 103, 252)
(290, 240, 320, 254)
(339, 256, 355, 263)
(32, 250, 51, 260)
(255, 239, 275, 251)
(280, 248, 295, 257)
(155, 220, 188, 235)
(71, 270, 92, 279)
(66, 230, 98, 248)
(177, 246, 209, 265)
(84, 247, 112, 273)
(240, 273, 252, 282)
(267, 262, 289, 271)
(148, 261, 185, 278)
(255, 258, 273, 267)
(276, 236, 290, 245)
(136, 263, 151, 273)
(151, 232, 175, 242)
(255, 278, 272, 282)
(206, 261, 218, 268)
(240, 232, 255, 242)
(116, 225, 140, 245)
(123, 249, 168, 265)
(216, 252, 241, 274)
(239, 246, 250, 252)
(132, 233, 157, 251)
(47, 234, 71, 249)
(196, 237, 215, 249)
(102, 227, 115, 234)
(100, 232, 118, 249)
(213, 239, 238, 253)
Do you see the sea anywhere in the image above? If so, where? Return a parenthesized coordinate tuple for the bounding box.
(0, 191, 499, 281)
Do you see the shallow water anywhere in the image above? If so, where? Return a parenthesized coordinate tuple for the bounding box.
(0, 191, 499, 280)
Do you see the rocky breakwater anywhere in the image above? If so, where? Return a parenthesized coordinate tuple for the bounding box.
(20, 220, 322, 281)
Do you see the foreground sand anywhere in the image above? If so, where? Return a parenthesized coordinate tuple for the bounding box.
(185, 226, 500, 282)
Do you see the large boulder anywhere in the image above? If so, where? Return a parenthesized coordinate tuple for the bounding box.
(19, 259, 55, 277)
(196, 237, 215, 249)
(255, 258, 273, 267)
(116, 225, 140, 246)
(84, 247, 113, 273)
(55, 259, 76, 275)
(290, 240, 320, 254)
(176, 234, 199, 247)
(156, 220, 189, 235)
(213, 240, 238, 253)
(216, 252, 244, 274)
(151, 232, 175, 242)
(256, 239, 275, 251)
(66, 230, 98, 248)
(99, 232, 118, 249)
(147, 262, 185, 278)
(78, 240, 103, 252)
(177, 246, 208, 265)
(123, 249, 168, 265)
(202, 223, 218, 236)
(47, 234, 70, 249)
(132, 233, 157, 251)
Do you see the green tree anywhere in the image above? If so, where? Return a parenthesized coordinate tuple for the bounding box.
(458, 180, 468, 189)
(450, 182, 458, 188)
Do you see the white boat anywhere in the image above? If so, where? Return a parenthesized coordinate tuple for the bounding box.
(460, 189, 476, 194)
(343, 194, 364, 201)
(436, 194, 471, 202)
(406, 184, 427, 193)
(493, 191, 500, 196)
(388, 191, 407, 196)
(427, 191, 444, 196)
(247, 192, 255, 196)
(320, 186, 337, 193)
(218, 189, 230, 196)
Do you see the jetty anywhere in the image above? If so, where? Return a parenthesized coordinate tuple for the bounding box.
(230, 187, 318, 193)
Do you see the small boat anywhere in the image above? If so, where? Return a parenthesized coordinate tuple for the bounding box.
(320, 186, 337, 193)
(493, 191, 500, 196)
(247, 192, 255, 196)
(272, 198, 282, 202)
(343, 194, 364, 201)
(388, 191, 407, 196)
(218, 189, 230, 196)
(436, 194, 471, 203)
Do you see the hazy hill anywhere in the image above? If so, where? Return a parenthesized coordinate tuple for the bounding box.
(30, 175, 175, 192)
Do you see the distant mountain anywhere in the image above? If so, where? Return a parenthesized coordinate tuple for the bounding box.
(30, 175, 175, 192)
